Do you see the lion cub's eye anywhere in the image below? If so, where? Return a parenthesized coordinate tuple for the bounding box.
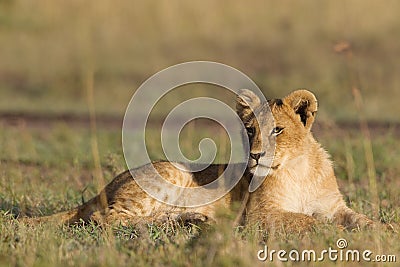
(246, 127, 255, 137)
(271, 127, 284, 136)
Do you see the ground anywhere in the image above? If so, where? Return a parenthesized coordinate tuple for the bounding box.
(0, 114, 399, 267)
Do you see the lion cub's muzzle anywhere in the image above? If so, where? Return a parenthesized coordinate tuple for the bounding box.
(248, 152, 276, 176)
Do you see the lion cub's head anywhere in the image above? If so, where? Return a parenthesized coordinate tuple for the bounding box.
(236, 89, 318, 177)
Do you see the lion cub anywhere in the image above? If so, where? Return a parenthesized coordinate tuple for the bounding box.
(238, 89, 373, 231)
(23, 89, 372, 232)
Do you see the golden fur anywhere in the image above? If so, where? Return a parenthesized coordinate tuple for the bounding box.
(21, 89, 373, 232)
(238, 89, 373, 231)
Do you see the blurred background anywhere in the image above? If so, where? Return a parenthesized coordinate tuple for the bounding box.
(0, 0, 399, 122)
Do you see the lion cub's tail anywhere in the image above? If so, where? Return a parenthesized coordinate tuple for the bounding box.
(18, 196, 101, 226)
(19, 208, 80, 225)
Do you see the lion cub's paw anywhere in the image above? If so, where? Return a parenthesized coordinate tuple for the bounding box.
(346, 215, 375, 231)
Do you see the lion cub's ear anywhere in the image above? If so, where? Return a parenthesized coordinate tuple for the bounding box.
(284, 89, 318, 130)
(236, 89, 261, 119)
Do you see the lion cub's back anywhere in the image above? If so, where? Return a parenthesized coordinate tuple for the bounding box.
(102, 161, 232, 219)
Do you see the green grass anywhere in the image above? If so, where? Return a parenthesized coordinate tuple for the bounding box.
(0, 123, 399, 267)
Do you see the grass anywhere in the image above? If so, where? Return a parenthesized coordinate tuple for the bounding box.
(0, 122, 399, 266)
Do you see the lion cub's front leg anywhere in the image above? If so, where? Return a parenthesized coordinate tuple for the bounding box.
(250, 209, 317, 233)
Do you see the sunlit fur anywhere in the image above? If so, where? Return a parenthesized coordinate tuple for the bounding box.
(237, 89, 373, 232)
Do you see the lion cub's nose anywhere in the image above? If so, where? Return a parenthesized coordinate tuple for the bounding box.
(250, 151, 266, 162)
